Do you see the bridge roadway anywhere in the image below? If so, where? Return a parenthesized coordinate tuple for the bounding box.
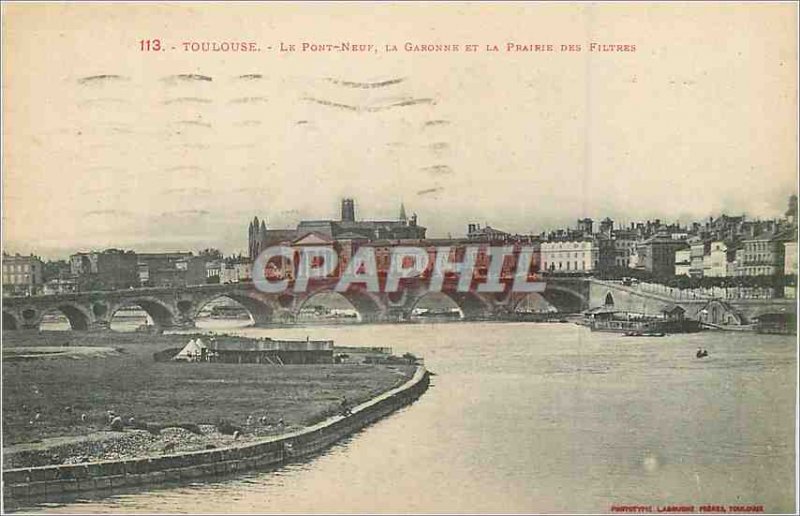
(1, 277, 792, 331)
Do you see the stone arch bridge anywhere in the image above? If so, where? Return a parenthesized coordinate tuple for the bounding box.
(2, 277, 592, 331)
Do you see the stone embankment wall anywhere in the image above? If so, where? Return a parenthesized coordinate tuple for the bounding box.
(3, 367, 430, 502)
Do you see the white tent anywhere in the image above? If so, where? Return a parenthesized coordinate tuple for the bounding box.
(173, 338, 208, 362)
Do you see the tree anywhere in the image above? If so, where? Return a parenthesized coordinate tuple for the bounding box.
(786, 194, 798, 221)
(42, 260, 71, 282)
(197, 248, 223, 260)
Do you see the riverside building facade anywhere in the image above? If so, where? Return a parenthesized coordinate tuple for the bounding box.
(2, 253, 44, 296)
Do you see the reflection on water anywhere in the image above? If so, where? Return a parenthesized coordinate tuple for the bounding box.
(12, 323, 796, 514)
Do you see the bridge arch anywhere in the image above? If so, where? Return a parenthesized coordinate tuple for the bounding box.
(540, 285, 588, 313)
(512, 292, 556, 313)
(40, 303, 93, 331)
(604, 291, 615, 307)
(295, 290, 364, 322)
(408, 292, 464, 319)
(339, 290, 386, 321)
(192, 292, 275, 326)
(442, 291, 494, 319)
(109, 297, 177, 330)
(3, 310, 20, 330)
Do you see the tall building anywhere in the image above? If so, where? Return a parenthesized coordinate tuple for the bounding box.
(738, 230, 793, 276)
(688, 237, 709, 278)
(599, 217, 614, 237)
(577, 218, 594, 235)
(703, 241, 737, 277)
(675, 248, 692, 276)
(467, 224, 510, 241)
(540, 238, 613, 274)
(785, 240, 798, 277)
(635, 233, 688, 277)
(137, 252, 208, 288)
(2, 253, 44, 296)
(784, 240, 797, 299)
(248, 198, 427, 258)
(611, 229, 637, 268)
(70, 249, 138, 291)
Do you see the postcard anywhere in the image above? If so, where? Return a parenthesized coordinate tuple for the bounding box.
(2, 2, 797, 514)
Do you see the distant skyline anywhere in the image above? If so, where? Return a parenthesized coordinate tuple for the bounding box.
(4, 193, 796, 261)
(3, 3, 797, 259)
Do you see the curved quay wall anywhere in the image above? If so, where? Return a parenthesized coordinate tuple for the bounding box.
(3, 366, 430, 503)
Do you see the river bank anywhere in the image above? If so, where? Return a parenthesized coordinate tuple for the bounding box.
(2, 330, 416, 469)
(4, 366, 430, 507)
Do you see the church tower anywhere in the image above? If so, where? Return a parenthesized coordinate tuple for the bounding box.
(341, 198, 355, 222)
(248, 216, 259, 259)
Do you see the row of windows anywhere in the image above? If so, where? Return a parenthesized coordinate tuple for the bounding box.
(747, 242, 773, 252)
(2, 264, 32, 273)
(743, 253, 776, 263)
(542, 261, 598, 271)
(542, 243, 593, 250)
(3, 273, 33, 284)
(542, 252, 591, 259)
(740, 266, 777, 276)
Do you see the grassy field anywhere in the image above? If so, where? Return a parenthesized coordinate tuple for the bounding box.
(2, 331, 414, 447)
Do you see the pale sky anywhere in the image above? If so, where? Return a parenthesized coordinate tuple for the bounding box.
(2, 2, 797, 259)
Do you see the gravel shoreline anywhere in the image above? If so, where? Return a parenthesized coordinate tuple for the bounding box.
(3, 423, 301, 469)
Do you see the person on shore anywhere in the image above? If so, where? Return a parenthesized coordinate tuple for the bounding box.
(340, 397, 352, 416)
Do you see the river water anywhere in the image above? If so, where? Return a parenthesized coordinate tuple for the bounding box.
(13, 322, 797, 513)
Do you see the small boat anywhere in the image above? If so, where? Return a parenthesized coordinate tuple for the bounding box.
(623, 331, 665, 337)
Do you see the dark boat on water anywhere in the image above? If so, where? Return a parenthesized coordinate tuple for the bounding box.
(584, 306, 702, 335)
